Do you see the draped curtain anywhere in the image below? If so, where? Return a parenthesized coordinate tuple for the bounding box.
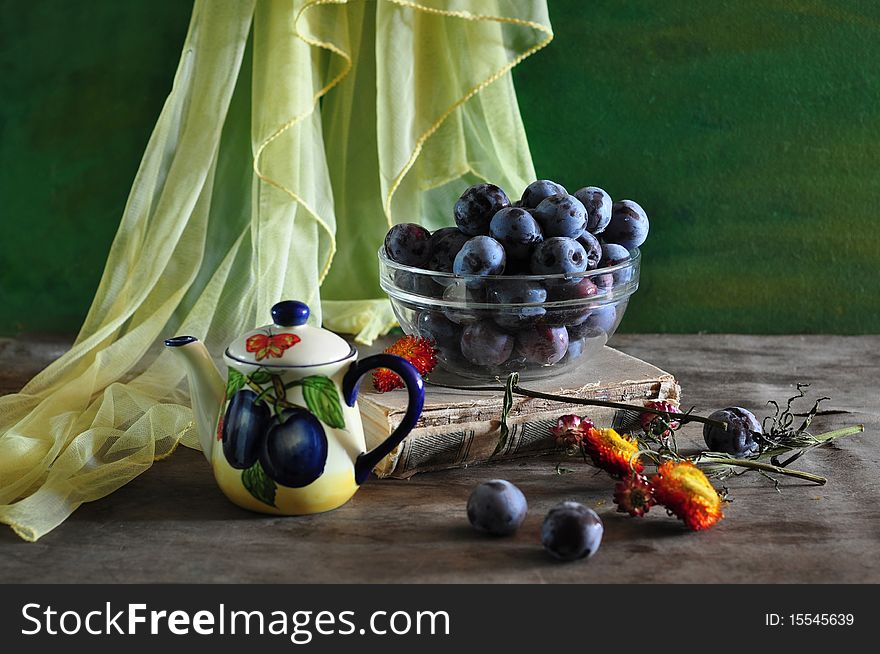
(0, 0, 551, 541)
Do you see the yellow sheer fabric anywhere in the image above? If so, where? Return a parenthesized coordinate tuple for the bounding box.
(0, 0, 551, 540)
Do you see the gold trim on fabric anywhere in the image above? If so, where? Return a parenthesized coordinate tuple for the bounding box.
(253, 0, 553, 284)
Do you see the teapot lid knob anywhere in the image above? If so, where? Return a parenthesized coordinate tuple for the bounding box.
(271, 300, 309, 327)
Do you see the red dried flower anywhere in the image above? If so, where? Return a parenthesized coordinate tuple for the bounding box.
(613, 473, 656, 517)
(640, 400, 681, 439)
(581, 427, 644, 479)
(372, 336, 438, 393)
(651, 460, 723, 531)
(550, 414, 594, 448)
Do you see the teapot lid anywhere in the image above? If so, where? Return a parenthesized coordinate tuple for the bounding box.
(224, 301, 353, 368)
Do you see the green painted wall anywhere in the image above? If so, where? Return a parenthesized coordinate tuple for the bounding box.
(2, 0, 878, 335)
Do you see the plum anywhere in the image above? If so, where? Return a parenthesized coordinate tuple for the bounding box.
(460, 321, 514, 367)
(541, 501, 603, 561)
(546, 277, 598, 326)
(703, 407, 762, 457)
(604, 199, 649, 249)
(454, 183, 510, 236)
(576, 231, 602, 270)
(533, 194, 587, 239)
(516, 324, 569, 365)
(489, 207, 543, 261)
(531, 237, 588, 277)
(467, 480, 528, 536)
(574, 186, 612, 234)
(520, 179, 568, 208)
(426, 227, 470, 274)
(486, 279, 547, 330)
(384, 223, 432, 266)
(453, 236, 506, 281)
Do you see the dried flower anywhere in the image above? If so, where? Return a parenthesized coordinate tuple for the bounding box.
(613, 473, 656, 517)
(582, 427, 643, 479)
(550, 414, 594, 448)
(372, 336, 438, 393)
(651, 460, 723, 530)
(640, 400, 681, 439)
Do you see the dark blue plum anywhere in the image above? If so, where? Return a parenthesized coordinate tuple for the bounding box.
(453, 236, 506, 281)
(596, 243, 632, 289)
(574, 186, 612, 235)
(489, 207, 543, 261)
(466, 480, 528, 536)
(417, 310, 461, 352)
(520, 179, 567, 208)
(533, 194, 587, 239)
(703, 407, 762, 457)
(530, 237, 588, 277)
(454, 184, 510, 236)
(515, 324, 569, 365)
(260, 408, 328, 488)
(486, 279, 547, 330)
(604, 200, 649, 249)
(562, 336, 587, 362)
(426, 227, 470, 274)
(384, 223, 432, 266)
(461, 321, 514, 367)
(442, 282, 485, 325)
(392, 269, 442, 298)
(546, 277, 598, 326)
(568, 305, 617, 339)
(576, 231, 602, 270)
(541, 501, 603, 561)
(222, 389, 272, 470)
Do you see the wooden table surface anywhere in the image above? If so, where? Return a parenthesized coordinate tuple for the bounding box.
(1, 334, 878, 583)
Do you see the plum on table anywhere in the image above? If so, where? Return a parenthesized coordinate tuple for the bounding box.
(466, 480, 528, 536)
(703, 407, 762, 457)
(541, 501, 603, 561)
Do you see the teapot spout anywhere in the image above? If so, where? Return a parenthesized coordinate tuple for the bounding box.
(164, 336, 225, 462)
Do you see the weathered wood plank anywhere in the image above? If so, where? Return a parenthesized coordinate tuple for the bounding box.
(0, 335, 877, 583)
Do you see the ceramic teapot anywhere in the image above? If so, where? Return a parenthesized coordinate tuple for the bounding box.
(164, 300, 424, 515)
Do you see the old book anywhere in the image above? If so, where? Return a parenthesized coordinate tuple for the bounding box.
(359, 345, 680, 478)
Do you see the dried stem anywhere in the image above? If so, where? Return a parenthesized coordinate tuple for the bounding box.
(429, 380, 727, 429)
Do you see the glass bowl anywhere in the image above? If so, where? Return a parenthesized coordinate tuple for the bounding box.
(378, 246, 640, 381)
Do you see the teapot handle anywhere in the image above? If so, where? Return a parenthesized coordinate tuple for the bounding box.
(342, 354, 425, 484)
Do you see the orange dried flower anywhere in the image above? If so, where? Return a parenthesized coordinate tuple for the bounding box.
(582, 427, 643, 479)
(651, 460, 723, 530)
(372, 336, 438, 393)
